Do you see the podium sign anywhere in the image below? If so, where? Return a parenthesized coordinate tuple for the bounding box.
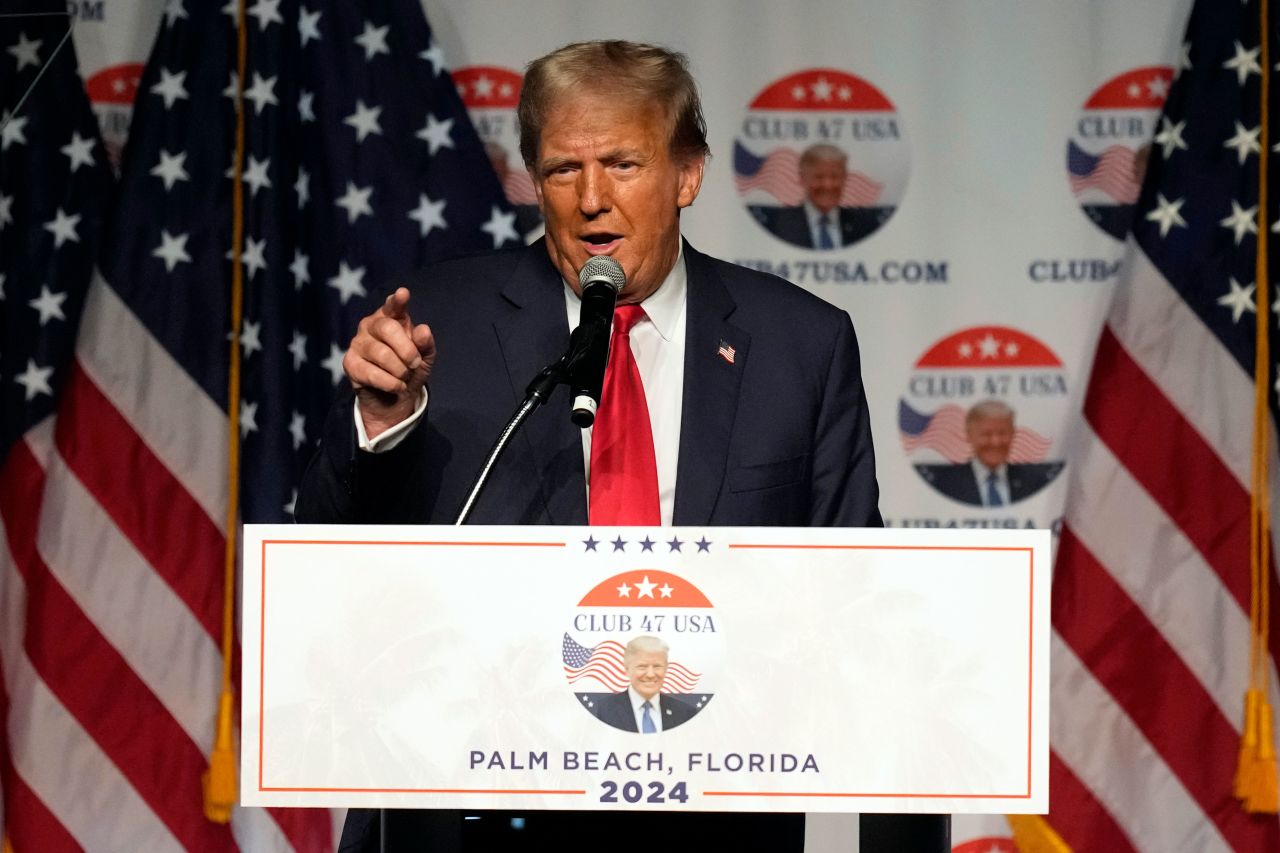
(241, 525, 1049, 814)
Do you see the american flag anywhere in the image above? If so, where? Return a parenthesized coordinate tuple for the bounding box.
(732, 142, 882, 208)
(1023, 0, 1280, 849)
(1, 0, 517, 849)
(562, 634, 702, 694)
(1067, 141, 1143, 205)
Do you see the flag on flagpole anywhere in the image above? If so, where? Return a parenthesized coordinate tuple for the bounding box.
(1029, 0, 1280, 849)
(0, 0, 518, 848)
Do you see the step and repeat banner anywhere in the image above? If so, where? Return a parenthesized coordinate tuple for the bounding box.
(63, 0, 1192, 849)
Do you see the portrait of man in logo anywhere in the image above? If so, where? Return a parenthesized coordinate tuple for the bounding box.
(914, 400, 1064, 507)
(753, 144, 886, 250)
(591, 636, 699, 734)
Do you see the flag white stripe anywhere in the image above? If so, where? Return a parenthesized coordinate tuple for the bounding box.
(76, 273, 229, 532)
(1050, 633, 1232, 853)
(36, 450, 223, 752)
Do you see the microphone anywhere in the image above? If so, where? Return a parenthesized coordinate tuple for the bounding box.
(567, 256, 624, 427)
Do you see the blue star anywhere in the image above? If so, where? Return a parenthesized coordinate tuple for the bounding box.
(696, 536, 712, 552)
(667, 537, 683, 552)
(639, 536, 655, 552)
(583, 536, 598, 552)
(611, 536, 627, 552)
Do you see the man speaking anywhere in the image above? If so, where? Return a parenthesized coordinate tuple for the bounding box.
(300, 39, 883, 852)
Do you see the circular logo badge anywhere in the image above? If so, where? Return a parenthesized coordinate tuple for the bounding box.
(899, 327, 1068, 507)
(1067, 66, 1171, 240)
(563, 570, 719, 733)
(454, 65, 542, 236)
(735, 68, 909, 250)
(84, 62, 143, 170)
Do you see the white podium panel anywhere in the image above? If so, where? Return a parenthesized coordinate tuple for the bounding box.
(241, 525, 1049, 814)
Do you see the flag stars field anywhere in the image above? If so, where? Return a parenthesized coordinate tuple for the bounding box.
(239, 400, 259, 437)
(1154, 117, 1188, 158)
(298, 7, 322, 46)
(152, 229, 191, 271)
(1223, 121, 1261, 164)
(289, 412, 306, 449)
(289, 250, 310, 289)
(7, 32, 41, 71)
(1220, 201, 1258, 245)
(1, 112, 28, 151)
(321, 343, 347, 385)
(240, 320, 263, 358)
(417, 113, 454, 154)
(150, 149, 189, 189)
(247, 0, 283, 31)
(288, 332, 308, 370)
(344, 100, 383, 142)
(336, 181, 374, 223)
(15, 359, 53, 401)
(355, 22, 390, 60)
(1217, 278, 1256, 324)
(481, 206, 518, 247)
(243, 72, 279, 114)
(1223, 40, 1260, 85)
(27, 286, 67, 326)
(409, 193, 446, 237)
(328, 261, 367, 304)
(44, 208, 81, 248)
(298, 90, 316, 122)
(61, 132, 96, 172)
(150, 68, 189, 108)
(1146, 193, 1187, 237)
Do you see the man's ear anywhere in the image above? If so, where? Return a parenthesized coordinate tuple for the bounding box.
(677, 154, 705, 209)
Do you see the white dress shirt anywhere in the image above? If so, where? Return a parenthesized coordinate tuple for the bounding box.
(971, 459, 1011, 507)
(804, 200, 838, 248)
(357, 247, 688, 526)
(629, 686, 664, 733)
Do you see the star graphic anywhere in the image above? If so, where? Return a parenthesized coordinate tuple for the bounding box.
(810, 76, 834, 101)
(473, 74, 494, 99)
(61, 132, 96, 172)
(240, 399, 259, 437)
(289, 331, 308, 370)
(1152, 117, 1187, 159)
(8, 32, 41, 72)
(790, 84, 806, 101)
(355, 21, 390, 61)
(298, 6, 322, 46)
(481, 206, 519, 247)
(1004, 341, 1020, 357)
(247, 0, 283, 31)
(1146, 75, 1170, 100)
(976, 332, 1001, 358)
(1177, 41, 1192, 73)
(639, 536, 655, 552)
(1145, 193, 1187, 238)
(0, 193, 12, 229)
(419, 42, 445, 74)
(240, 319, 262, 358)
(294, 168, 311, 208)
(328, 261, 367, 304)
(162, 0, 187, 27)
(837, 85, 852, 101)
(152, 229, 191, 271)
(241, 236, 268, 279)
(320, 344, 346, 384)
(242, 154, 272, 196)
(150, 149, 189, 189)
(44, 208, 81, 248)
(289, 411, 307, 449)
(1126, 82, 1141, 99)
(243, 72, 279, 114)
(634, 575, 658, 598)
(15, 359, 54, 401)
(408, 193, 447, 237)
(583, 536, 599, 552)
(611, 536, 627, 552)
(1224, 41, 1261, 86)
(222, 70, 239, 101)
(696, 537, 711, 552)
(289, 249, 310, 289)
(151, 67, 189, 109)
(283, 488, 298, 517)
(416, 113, 455, 154)
(616, 582, 632, 597)
(298, 90, 316, 122)
(1223, 121, 1261, 164)
(2, 113, 29, 151)
(344, 99, 382, 142)
(27, 285, 67, 326)
(957, 341, 973, 358)
(658, 584, 674, 598)
(667, 537, 683, 552)
(336, 181, 374, 223)
(1220, 200, 1259, 245)
(1218, 278, 1256, 324)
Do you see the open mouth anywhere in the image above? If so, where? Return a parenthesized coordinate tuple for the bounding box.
(581, 233, 621, 253)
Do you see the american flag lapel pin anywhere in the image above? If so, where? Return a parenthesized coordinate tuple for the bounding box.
(717, 340, 736, 364)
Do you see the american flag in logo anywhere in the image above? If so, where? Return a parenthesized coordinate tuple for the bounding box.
(1067, 140, 1143, 205)
(1019, 1, 1280, 850)
(1, 0, 516, 849)
(732, 142, 882, 208)
(563, 634, 702, 694)
(898, 400, 1051, 464)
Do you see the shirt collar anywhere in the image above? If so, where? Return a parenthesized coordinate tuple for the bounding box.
(628, 686, 658, 712)
(562, 242, 687, 342)
(971, 458, 1008, 481)
(803, 200, 836, 233)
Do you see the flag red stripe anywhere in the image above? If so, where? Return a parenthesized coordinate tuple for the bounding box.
(1084, 328, 1252, 613)
(1045, 750, 1137, 853)
(266, 805, 331, 853)
(1053, 527, 1280, 851)
(53, 365, 224, 640)
(0, 443, 236, 852)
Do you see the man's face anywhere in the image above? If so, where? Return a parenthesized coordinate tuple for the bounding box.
(967, 414, 1015, 471)
(533, 95, 704, 304)
(800, 158, 846, 214)
(625, 650, 668, 701)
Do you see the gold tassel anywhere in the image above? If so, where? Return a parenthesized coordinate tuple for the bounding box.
(1236, 688, 1261, 798)
(201, 688, 238, 823)
(1007, 815, 1072, 853)
(1243, 699, 1279, 814)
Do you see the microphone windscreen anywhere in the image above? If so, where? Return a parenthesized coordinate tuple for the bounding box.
(578, 256, 625, 292)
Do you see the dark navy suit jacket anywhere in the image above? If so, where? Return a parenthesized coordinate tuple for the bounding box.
(591, 691, 698, 733)
(915, 461, 1064, 507)
(298, 239, 880, 529)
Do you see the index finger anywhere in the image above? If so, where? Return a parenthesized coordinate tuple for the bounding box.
(381, 287, 412, 321)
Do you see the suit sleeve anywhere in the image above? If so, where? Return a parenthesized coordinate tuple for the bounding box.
(808, 312, 882, 528)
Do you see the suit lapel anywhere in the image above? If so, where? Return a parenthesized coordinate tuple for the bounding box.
(492, 246, 588, 524)
(673, 243, 749, 525)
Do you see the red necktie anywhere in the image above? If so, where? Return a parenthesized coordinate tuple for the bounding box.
(589, 304, 660, 525)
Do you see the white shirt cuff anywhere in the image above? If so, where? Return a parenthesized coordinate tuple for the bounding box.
(354, 388, 429, 453)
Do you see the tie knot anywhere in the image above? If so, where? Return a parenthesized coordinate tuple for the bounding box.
(614, 303, 647, 336)
(642, 700, 653, 710)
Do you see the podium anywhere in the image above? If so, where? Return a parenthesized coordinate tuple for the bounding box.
(241, 525, 1049, 850)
